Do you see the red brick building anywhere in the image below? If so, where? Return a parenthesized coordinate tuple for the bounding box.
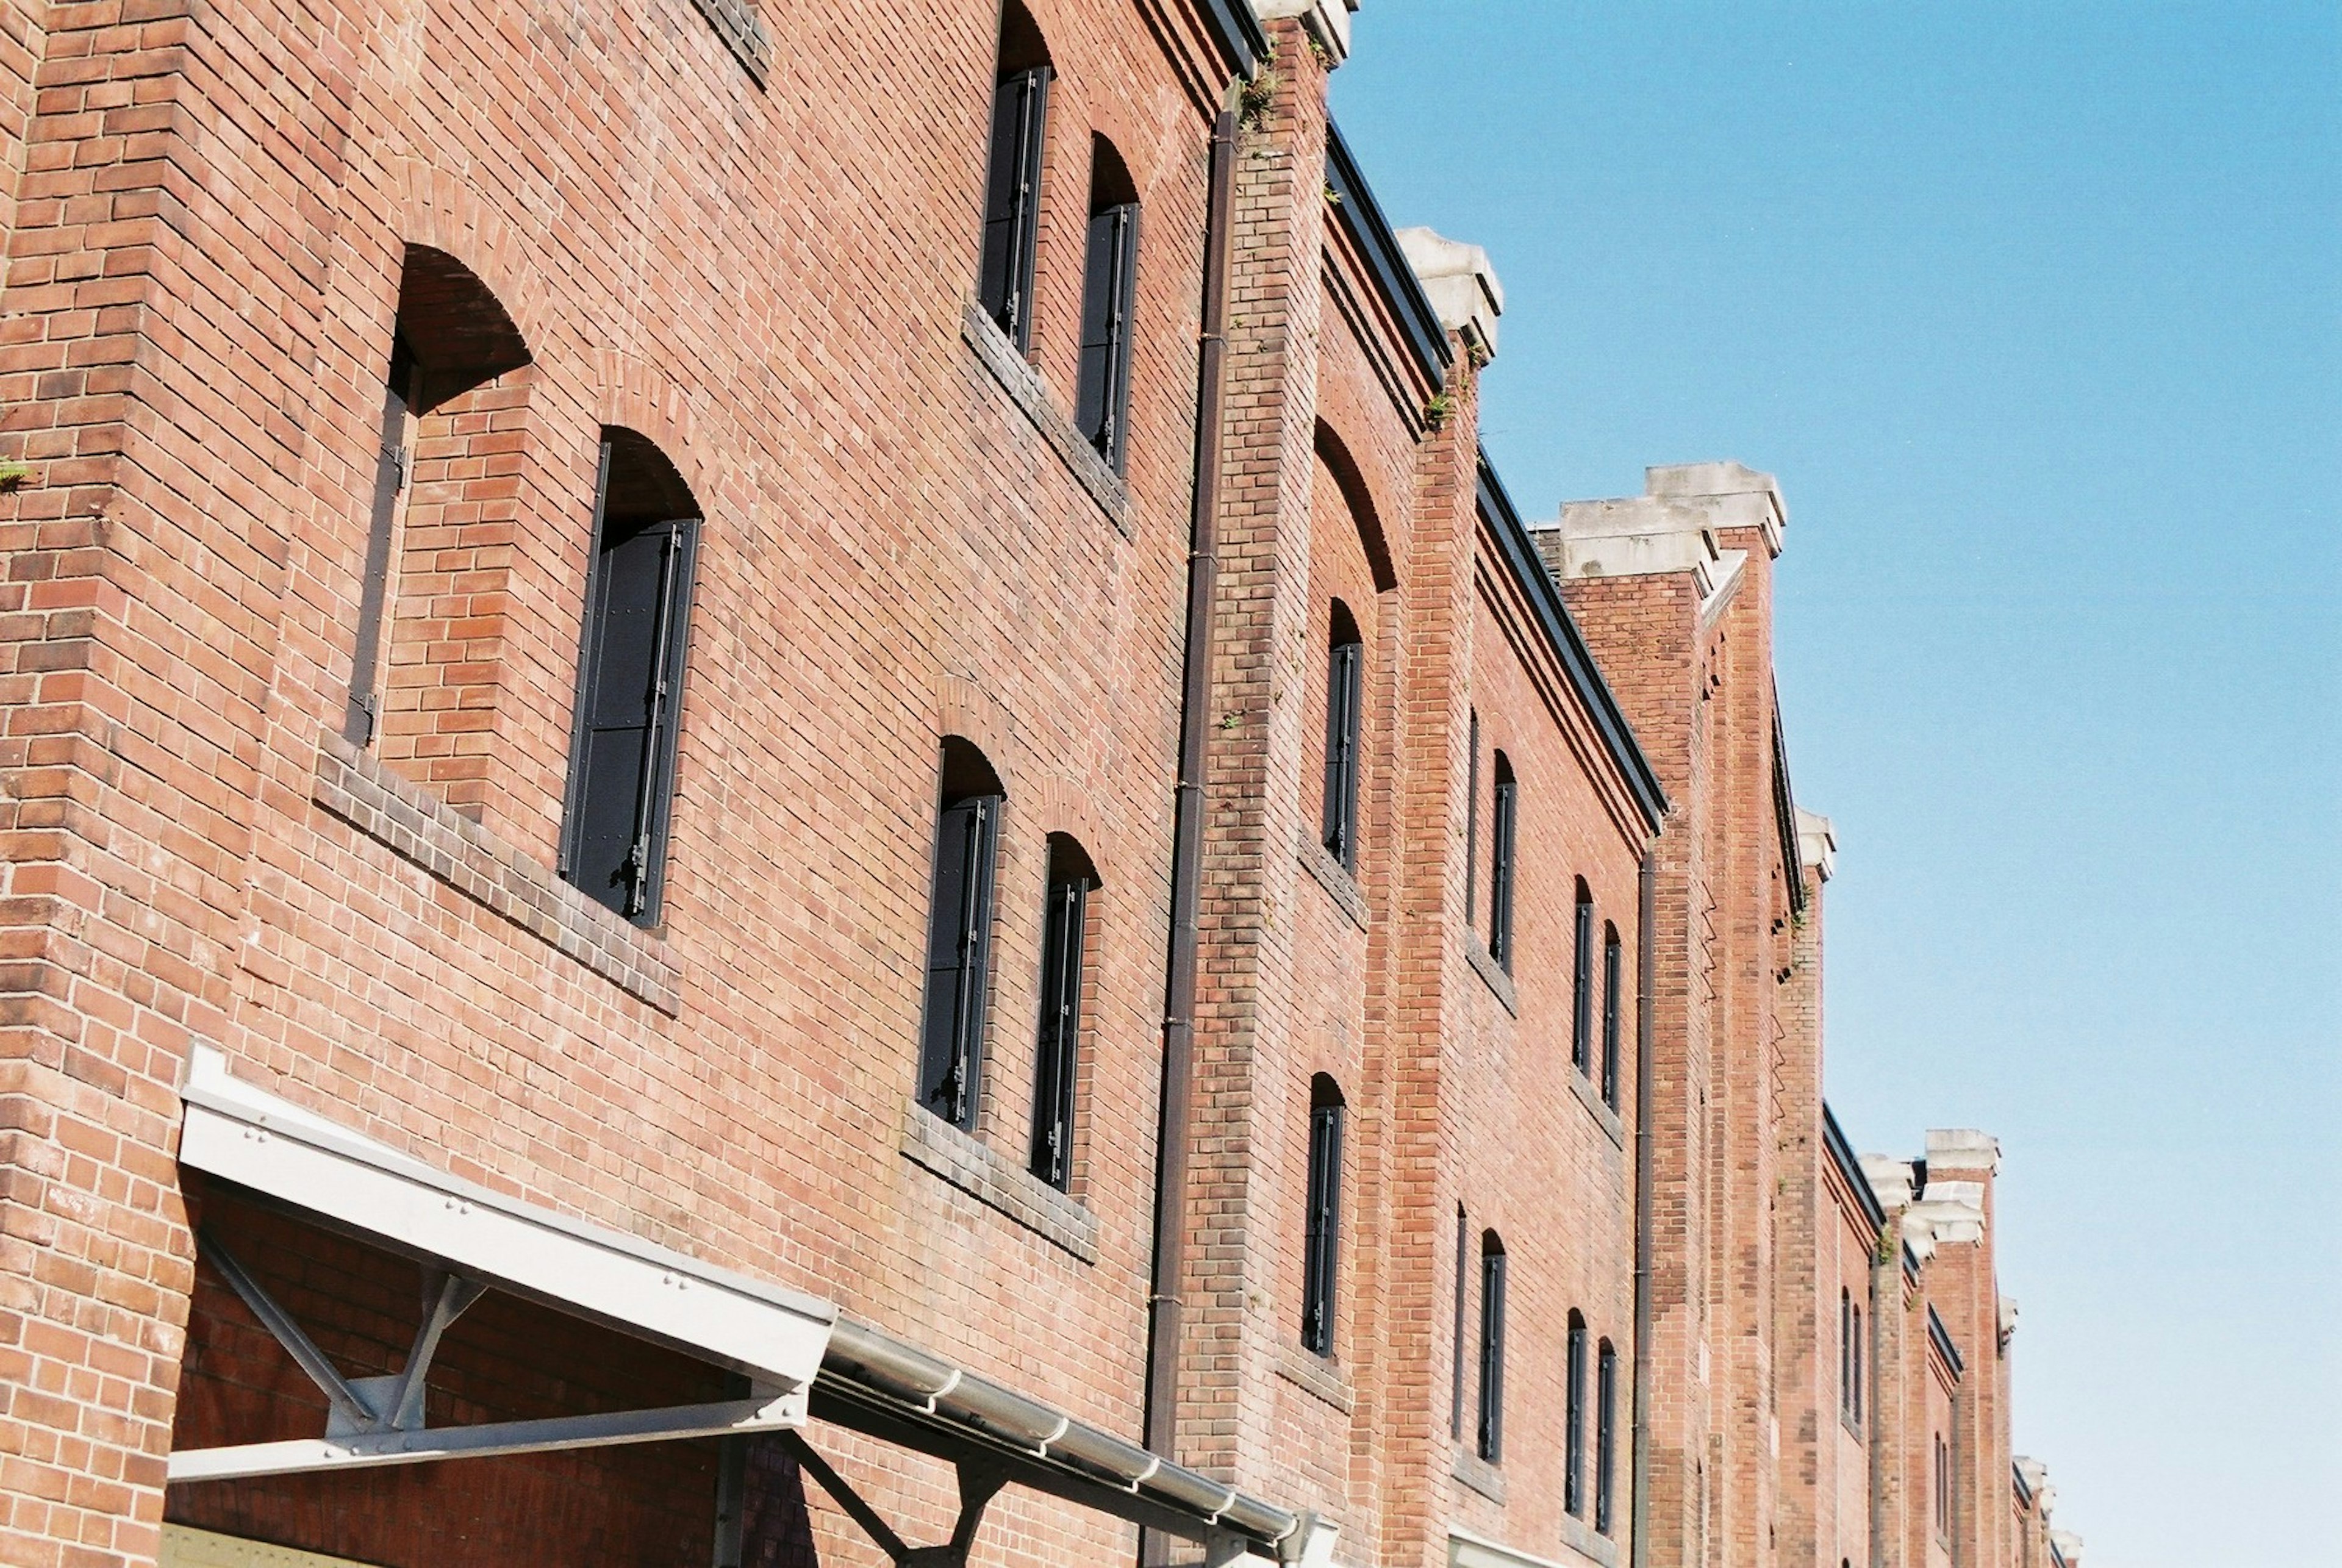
(0, 2, 2080, 1566)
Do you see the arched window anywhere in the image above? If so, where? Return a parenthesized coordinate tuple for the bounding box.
(918, 739, 1005, 1129)
(1477, 1231, 1507, 1461)
(1600, 920, 1623, 1108)
(1488, 754, 1517, 970)
(977, 2, 1051, 350)
(1571, 879, 1595, 1073)
(1076, 136, 1141, 470)
(1595, 1337, 1617, 1534)
(1300, 1075, 1345, 1356)
(561, 428, 702, 926)
(1320, 601, 1364, 868)
(1030, 834, 1097, 1190)
(1565, 1309, 1588, 1515)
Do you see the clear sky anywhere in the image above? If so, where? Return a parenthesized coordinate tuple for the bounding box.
(1333, 4, 2339, 1563)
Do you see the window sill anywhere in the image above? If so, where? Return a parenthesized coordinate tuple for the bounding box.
(1841, 1409, 1865, 1442)
(898, 1099, 1100, 1264)
(1568, 1067, 1626, 1152)
(312, 729, 681, 1015)
(1452, 1445, 1506, 1505)
(1297, 830, 1370, 932)
(1466, 937, 1518, 1017)
(685, 0, 770, 84)
(1559, 1515, 1620, 1567)
(960, 300, 1132, 535)
(1273, 1339, 1355, 1414)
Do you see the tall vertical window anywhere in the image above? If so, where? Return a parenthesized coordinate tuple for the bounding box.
(1600, 922, 1622, 1108)
(1477, 1232, 1506, 1461)
(1463, 710, 1480, 925)
(1852, 1301, 1864, 1423)
(1450, 1204, 1469, 1439)
(1565, 1310, 1588, 1515)
(1935, 1432, 1951, 1534)
(1320, 603, 1364, 869)
(977, 6, 1051, 351)
(1841, 1288, 1855, 1419)
(1595, 1338, 1617, 1534)
(919, 740, 1004, 1129)
(1075, 138, 1140, 470)
(1030, 836, 1095, 1190)
(1300, 1076, 1345, 1356)
(1571, 880, 1595, 1074)
(561, 429, 702, 926)
(1488, 756, 1517, 970)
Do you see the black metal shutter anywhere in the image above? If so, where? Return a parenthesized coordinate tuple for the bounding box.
(1075, 202, 1140, 469)
(1489, 779, 1517, 968)
(920, 792, 999, 1129)
(1572, 893, 1594, 1072)
(1450, 1207, 1468, 1439)
(345, 338, 415, 743)
(1596, 1342, 1616, 1533)
(562, 444, 700, 926)
(1320, 639, 1362, 867)
(1566, 1317, 1586, 1513)
(1301, 1099, 1343, 1354)
(978, 66, 1050, 351)
(1029, 874, 1086, 1189)
(1602, 931, 1622, 1106)
(1477, 1247, 1506, 1459)
(1841, 1290, 1853, 1416)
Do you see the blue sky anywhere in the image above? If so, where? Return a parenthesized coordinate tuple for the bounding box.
(1333, 4, 2339, 1563)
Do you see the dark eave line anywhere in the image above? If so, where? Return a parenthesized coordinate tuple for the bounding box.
(1822, 1103, 1887, 1233)
(1772, 698, 1807, 915)
(1478, 455, 1668, 836)
(1324, 121, 1452, 386)
(1195, 0, 1270, 77)
(1927, 1303, 1965, 1379)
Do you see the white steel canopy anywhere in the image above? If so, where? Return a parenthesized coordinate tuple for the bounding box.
(171, 1045, 834, 1483)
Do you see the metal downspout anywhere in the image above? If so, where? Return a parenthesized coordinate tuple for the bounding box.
(1630, 848, 1658, 1567)
(1142, 96, 1239, 1567)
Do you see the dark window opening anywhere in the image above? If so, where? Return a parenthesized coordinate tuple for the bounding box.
(1300, 1075, 1345, 1356)
(1030, 835, 1097, 1190)
(1572, 879, 1595, 1074)
(1566, 1309, 1588, 1515)
(1464, 710, 1480, 925)
(560, 428, 701, 926)
(1595, 1337, 1617, 1534)
(919, 740, 1005, 1130)
(1320, 602, 1364, 869)
(977, 5, 1051, 351)
(1477, 1231, 1506, 1461)
(1075, 137, 1140, 470)
(347, 246, 529, 745)
(1852, 1301, 1864, 1423)
(1488, 755, 1517, 970)
(1600, 922, 1623, 1108)
(1841, 1287, 1855, 1419)
(1450, 1203, 1469, 1439)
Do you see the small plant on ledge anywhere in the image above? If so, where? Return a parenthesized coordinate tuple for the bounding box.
(1423, 391, 1454, 431)
(0, 456, 28, 490)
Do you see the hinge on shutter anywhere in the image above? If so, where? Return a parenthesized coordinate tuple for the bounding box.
(357, 693, 379, 746)
(389, 443, 411, 491)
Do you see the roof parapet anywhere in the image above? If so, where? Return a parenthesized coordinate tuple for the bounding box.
(2050, 1528, 2085, 1565)
(1926, 1127, 2002, 1175)
(1251, 0, 1360, 63)
(1860, 1154, 1917, 1211)
(1999, 1293, 2020, 1346)
(1396, 226, 1503, 362)
(1796, 807, 1836, 881)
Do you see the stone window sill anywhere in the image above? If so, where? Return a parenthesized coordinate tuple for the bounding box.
(1453, 1445, 1506, 1505)
(961, 301, 1131, 534)
(898, 1098, 1100, 1264)
(312, 729, 681, 1014)
(1560, 1513, 1620, 1567)
(1569, 1068, 1626, 1152)
(1842, 1409, 1865, 1442)
(1466, 936, 1518, 1017)
(686, 0, 770, 84)
(1273, 1339, 1355, 1413)
(1297, 830, 1370, 932)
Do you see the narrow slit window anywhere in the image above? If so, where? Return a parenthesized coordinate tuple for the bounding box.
(1464, 710, 1480, 925)
(1566, 1309, 1588, 1515)
(1477, 1232, 1506, 1461)
(1075, 138, 1140, 471)
(977, 7, 1051, 351)
(1029, 837, 1095, 1190)
(560, 429, 701, 927)
(1320, 603, 1364, 869)
(1450, 1204, 1468, 1439)
(1852, 1301, 1864, 1424)
(1841, 1288, 1855, 1418)
(1300, 1076, 1345, 1356)
(1595, 1338, 1617, 1534)
(919, 741, 1004, 1130)
(1572, 880, 1595, 1074)
(1488, 756, 1517, 970)
(1601, 922, 1623, 1107)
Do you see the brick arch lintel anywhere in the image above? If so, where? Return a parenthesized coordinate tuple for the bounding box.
(380, 156, 551, 360)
